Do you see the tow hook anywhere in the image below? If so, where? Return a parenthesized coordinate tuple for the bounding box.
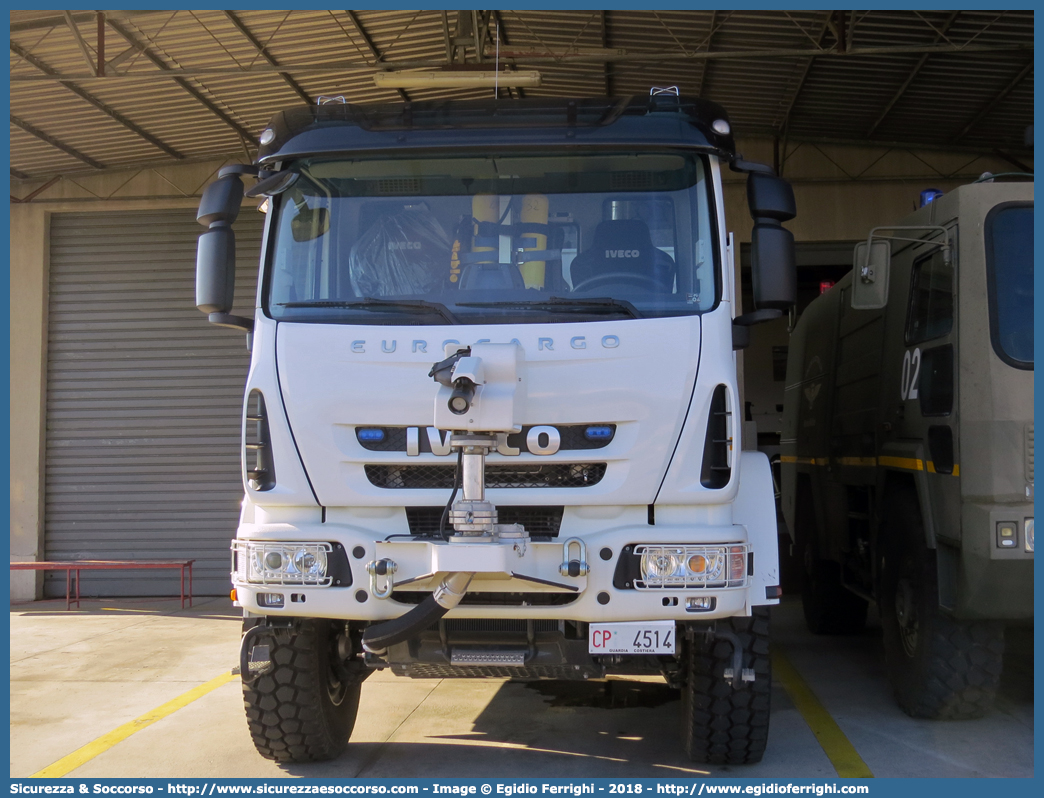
(559, 537, 590, 578)
(366, 558, 398, 599)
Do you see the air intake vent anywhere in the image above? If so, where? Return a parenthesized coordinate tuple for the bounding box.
(366, 464, 605, 489)
(700, 384, 732, 489)
(406, 506, 564, 537)
(1027, 424, 1034, 483)
(377, 177, 422, 195)
(245, 390, 276, 491)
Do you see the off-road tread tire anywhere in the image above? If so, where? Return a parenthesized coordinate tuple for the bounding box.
(890, 612, 1004, 719)
(879, 492, 1004, 719)
(242, 619, 361, 763)
(802, 558, 869, 636)
(682, 608, 771, 765)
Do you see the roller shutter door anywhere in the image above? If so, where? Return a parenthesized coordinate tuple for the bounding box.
(44, 209, 264, 597)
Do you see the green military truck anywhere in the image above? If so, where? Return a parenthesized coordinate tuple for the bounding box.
(780, 179, 1033, 719)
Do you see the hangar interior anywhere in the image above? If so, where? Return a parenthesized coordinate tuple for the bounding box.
(9, 9, 1033, 599)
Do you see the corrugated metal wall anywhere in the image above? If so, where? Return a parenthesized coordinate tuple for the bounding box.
(44, 208, 264, 596)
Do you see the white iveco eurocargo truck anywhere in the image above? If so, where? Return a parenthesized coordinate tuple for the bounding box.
(195, 95, 797, 765)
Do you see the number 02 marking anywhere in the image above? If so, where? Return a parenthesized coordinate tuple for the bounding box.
(901, 348, 921, 401)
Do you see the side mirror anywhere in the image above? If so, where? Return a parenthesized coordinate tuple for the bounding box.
(747, 173, 797, 310)
(196, 174, 253, 332)
(851, 239, 891, 310)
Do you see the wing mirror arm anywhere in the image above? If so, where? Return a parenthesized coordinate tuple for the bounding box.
(859, 226, 951, 283)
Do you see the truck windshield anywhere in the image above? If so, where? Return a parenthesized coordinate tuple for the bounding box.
(985, 203, 1033, 368)
(264, 152, 718, 325)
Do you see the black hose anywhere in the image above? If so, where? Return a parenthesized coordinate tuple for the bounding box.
(362, 594, 449, 654)
(438, 448, 464, 541)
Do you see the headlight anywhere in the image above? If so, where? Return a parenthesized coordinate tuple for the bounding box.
(1026, 518, 1034, 552)
(634, 544, 748, 589)
(235, 541, 332, 586)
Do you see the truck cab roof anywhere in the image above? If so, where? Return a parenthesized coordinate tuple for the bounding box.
(256, 95, 736, 164)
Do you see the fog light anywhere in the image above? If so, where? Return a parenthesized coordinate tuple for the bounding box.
(686, 596, 716, 612)
(258, 592, 284, 608)
(997, 522, 1017, 548)
(1025, 519, 1034, 552)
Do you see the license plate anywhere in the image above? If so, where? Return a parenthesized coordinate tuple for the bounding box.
(589, 621, 676, 654)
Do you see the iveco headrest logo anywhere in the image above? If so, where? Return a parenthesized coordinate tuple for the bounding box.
(606, 249, 640, 258)
(388, 241, 422, 251)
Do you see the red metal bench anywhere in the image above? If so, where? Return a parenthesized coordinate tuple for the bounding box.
(10, 560, 195, 610)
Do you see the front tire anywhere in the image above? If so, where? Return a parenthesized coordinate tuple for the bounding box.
(879, 491, 1004, 719)
(681, 609, 771, 765)
(242, 619, 362, 762)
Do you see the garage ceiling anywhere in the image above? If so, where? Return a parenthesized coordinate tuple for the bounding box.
(10, 9, 1034, 180)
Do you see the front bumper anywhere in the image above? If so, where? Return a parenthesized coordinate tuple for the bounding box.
(231, 517, 772, 622)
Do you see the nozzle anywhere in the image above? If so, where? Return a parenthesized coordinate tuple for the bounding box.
(448, 378, 476, 415)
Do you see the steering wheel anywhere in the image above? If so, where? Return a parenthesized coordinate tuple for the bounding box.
(571, 272, 664, 293)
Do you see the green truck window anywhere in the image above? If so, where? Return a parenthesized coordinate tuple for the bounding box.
(905, 249, 953, 345)
(985, 203, 1033, 369)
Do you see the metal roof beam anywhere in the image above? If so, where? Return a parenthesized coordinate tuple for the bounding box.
(867, 11, 961, 137)
(11, 114, 105, 169)
(343, 10, 409, 101)
(11, 167, 30, 180)
(10, 40, 1030, 82)
(62, 11, 99, 75)
(601, 10, 611, 96)
(105, 17, 256, 143)
(993, 149, 1032, 173)
(952, 61, 1033, 142)
(11, 10, 156, 33)
(696, 11, 716, 98)
(777, 15, 832, 135)
(10, 41, 185, 160)
(224, 11, 311, 105)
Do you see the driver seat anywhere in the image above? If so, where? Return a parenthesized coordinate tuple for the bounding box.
(569, 219, 675, 291)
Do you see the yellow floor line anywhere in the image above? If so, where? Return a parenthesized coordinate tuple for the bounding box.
(32, 671, 237, 778)
(772, 648, 874, 778)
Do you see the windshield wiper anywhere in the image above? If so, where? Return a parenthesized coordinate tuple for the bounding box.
(457, 296, 642, 319)
(279, 297, 459, 324)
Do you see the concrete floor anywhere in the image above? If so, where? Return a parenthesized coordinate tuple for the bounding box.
(9, 596, 1033, 779)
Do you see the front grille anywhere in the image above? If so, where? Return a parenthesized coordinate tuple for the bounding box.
(392, 590, 579, 606)
(366, 463, 606, 489)
(356, 424, 615, 452)
(406, 506, 564, 537)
